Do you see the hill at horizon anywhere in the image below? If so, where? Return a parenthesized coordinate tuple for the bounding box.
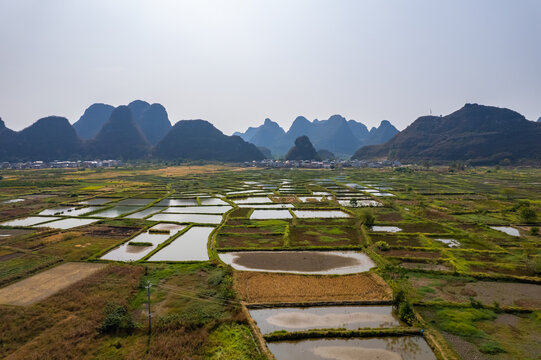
(352, 103, 541, 165)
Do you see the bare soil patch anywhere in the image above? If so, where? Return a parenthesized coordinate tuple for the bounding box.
(0, 262, 107, 306)
(378, 249, 442, 259)
(81, 225, 139, 237)
(234, 271, 392, 304)
(0, 229, 33, 239)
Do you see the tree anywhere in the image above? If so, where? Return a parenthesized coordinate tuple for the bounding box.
(349, 198, 358, 207)
(519, 207, 537, 224)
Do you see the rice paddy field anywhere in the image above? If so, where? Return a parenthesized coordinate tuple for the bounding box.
(0, 163, 540, 359)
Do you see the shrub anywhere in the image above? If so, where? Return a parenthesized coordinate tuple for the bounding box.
(519, 207, 537, 223)
(361, 210, 375, 227)
(530, 227, 540, 236)
(479, 340, 505, 354)
(398, 302, 415, 325)
(375, 241, 390, 251)
(99, 303, 136, 334)
(526, 256, 541, 274)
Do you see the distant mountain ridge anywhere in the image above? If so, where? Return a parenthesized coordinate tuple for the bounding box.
(234, 115, 398, 157)
(352, 103, 541, 165)
(0, 103, 262, 162)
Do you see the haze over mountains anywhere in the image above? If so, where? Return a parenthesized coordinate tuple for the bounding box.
(234, 115, 399, 157)
(0, 101, 540, 164)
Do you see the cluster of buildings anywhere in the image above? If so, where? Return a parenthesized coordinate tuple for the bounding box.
(0, 160, 123, 170)
(245, 159, 402, 169)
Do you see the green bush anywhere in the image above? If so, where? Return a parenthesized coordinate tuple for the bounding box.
(479, 340, 505, 354)
(526, 256, 541, 274)
(361, 210, 375, 227)
(530, 227, 540, 236)
(398, 302, 415, 325)
(99, 303, 136, 334)
(375, 241, 390, 251)
(519, 207, 537, 223)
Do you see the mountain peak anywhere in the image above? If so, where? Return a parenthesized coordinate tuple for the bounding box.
(328, 114, 347, 123)
(73, 103, 115, 140)
(285, 135, 320, 160)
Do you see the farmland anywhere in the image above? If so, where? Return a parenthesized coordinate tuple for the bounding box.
(0, 163, 540, 359)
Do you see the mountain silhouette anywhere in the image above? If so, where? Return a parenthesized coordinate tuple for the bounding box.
(73, 103, 115, 140)
(285, 136, 320, 160)
(87, 106, 150, 159)
(128, 100, 172, 144)
(155, 120, 264, 161)
(352, 103, 541, 165)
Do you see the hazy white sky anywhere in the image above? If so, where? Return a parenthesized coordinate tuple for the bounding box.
(1, 0, 540, 134)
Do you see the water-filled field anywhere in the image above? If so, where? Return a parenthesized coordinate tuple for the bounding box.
(219, 251, 375, 274)
(249, 305, 400, 333)
(267, 336, 437, 360)
(148, 226, 213, 261)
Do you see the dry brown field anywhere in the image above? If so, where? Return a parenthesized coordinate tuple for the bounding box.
(234, 271, 392, 304)
(0, 262, 107, 306)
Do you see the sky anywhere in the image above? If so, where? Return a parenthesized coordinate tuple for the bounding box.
(1, 0, 540, 134)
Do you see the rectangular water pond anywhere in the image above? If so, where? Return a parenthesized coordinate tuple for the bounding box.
(116, 198, 155, 206)
(267, 336, 437, 360)
(38, 207, 78, 216)
(43, 218, 98, 229)
(163, 205, 232, 214)
(125, 207, 164, 219)
(250, 305, 400, 334)
(0, 216, 60, 227)
(250, 210, 293, 220)
(147, 226, 213, 261)
(234, 197, 273, 205)
(91, 206, 141, 218)
(156, 198, 198, 206)
(148, 213, 223, 224)
(78, 198, 115, 205)
(293, 210, 351, 218)
(219, 251, 375, 274)
(239, 203, 294, 209)
(101, 224, 185, 261)
(198, 197, 229, 206)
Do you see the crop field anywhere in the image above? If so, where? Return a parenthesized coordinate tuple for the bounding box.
(0, 164, 540, 359)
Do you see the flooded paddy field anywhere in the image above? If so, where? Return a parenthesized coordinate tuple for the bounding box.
(162, 205, 232, 214)
(293, 210, 351, 218)
(268, 336, 436, 360)
(250, 305, 400, 333)
(220, 251, 375, 274)
(43, 217, 98, 229)
(148, 226, 213, 261)
(101, 224, 185, 261)
(0, 216, 60, 227)
(90, 206, 140, 218)
(148, 213, 223, 224)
